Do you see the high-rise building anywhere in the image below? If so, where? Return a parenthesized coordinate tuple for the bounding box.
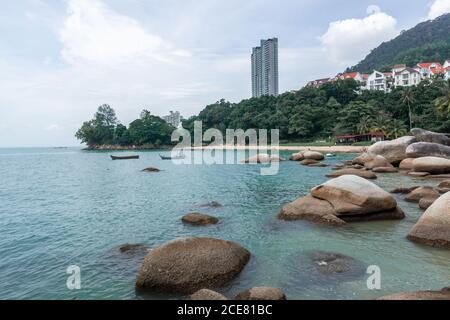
(251, 38, 279, 98)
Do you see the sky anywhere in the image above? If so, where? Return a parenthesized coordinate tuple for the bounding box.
(1, 0, 450, 147)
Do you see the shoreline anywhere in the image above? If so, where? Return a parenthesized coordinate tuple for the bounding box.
(85, 145, 365, 154)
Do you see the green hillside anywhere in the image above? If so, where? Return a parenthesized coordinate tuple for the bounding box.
(349, 13, 450, 72)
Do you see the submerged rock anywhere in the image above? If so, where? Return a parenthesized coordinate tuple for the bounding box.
(406, 142, 450, 159)
(438, 180, 450, 189)
(190, 289, 227, 300)
(377, 287, 450, 300)
(182, 213, 219, 226)
(119, 243, 147, 254)
(404, 187, 440, 203)
(142, 167, 161, 172)
(368, 136, 417, 164)
(412, 157, 450, 174)
(326, 168, 377, 180)
(300, 159, 319, 166)
(408, 171, 430, 177)
(407, 192, 450, 248)
(235, 287, 286, 300)
(411, 128, 450, 146)
(390, 186, 419, 194)
(200, 201, 222, 208)
(135, 237, 251, 293)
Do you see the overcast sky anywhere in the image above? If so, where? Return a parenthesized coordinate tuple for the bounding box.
(1, 0, 450, 147)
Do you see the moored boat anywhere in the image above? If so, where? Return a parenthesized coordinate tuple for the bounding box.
(111, 155, 139, 160)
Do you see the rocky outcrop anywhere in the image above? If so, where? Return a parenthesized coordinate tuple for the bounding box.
(377, 287, 450, 300)
(364, 155, 394, 170)
(182, 213, 219, 226)
(367, 136, 417, 164)
(406, 142, 450, 159)
(412, 157, 450, 174)
(242, 154, 285, 163)
(136, 237, 251, 293)
(300, 159, 319, 166)
(326, 168, 377, 180)
(407, 192, 450, 248)
(438, 180, 450, 188)
(235, 287, 286, 300)
(278, 175, 404, 226)
(411, 128, 450, 146)
(190, 289, 228, 300)
(404, 187, 440, 203)
(352, 153, 375, 166)
(399, 158, 415, 170)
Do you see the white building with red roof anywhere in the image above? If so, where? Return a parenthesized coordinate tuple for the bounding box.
(444, 60, 450, 69)
(445, 66, 450, 80)
(365, 70, 392, 93)
(416, 62, 445, 79)
(393, 67, 421, 87)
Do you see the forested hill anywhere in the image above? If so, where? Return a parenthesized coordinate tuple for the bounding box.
(349, 13, 450, 73)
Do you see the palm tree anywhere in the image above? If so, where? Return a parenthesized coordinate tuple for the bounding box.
(356, 116, 372, 135)
(370, 115, 388, 136)
(434, 80, 450, 115)
(386, 119, 408, 139)
(401, 87, 415, 131)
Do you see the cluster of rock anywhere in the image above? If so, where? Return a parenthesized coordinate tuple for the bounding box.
(289, 151, 329, 167)
(366, 128, 450, 177)
(278, 175, 405, 226)
(377, 287, 450, 300)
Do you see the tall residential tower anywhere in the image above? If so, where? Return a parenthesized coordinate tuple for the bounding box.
(251, 38, 279, 98)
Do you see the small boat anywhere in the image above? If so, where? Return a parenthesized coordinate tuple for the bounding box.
(159, 154, 186, 160)
(111, 155, 139, 160)
(326, 153, 336, 157)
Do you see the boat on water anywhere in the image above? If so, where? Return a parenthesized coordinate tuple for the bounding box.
(111, 155, 140, 160)
(159, 151, 186, 160)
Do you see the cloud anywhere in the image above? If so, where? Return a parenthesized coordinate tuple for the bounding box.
(60, 0, 188, 65)
(427, 0, 450, 20)
(320, 6, 398, 66)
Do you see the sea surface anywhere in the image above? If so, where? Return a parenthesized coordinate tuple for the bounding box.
(0, 147, 448, 300)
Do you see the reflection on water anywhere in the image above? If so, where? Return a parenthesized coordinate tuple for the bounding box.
(0, 147, 448, 300)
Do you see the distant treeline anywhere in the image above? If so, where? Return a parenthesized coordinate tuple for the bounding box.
(75, 106, 175, 148)
(182, 79, 450, 142)
(76, 79, 450, 147)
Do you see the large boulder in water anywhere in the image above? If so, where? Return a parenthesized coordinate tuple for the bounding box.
(278, 175, 404, 226)
(289, 152, 305, 161)
(352, 153, 375, 166)
(311, 175, 399, 216)
(412, 157, 450, 174)
(377, 287, 450, 300)
(278, 195, 346, 226)
(135, 237, 251, 293)
(406, 142, 450, 159)
(235, 287, 287, 300)
(399, 158, 415, 170)
(326, 168, 377, 180)
(407, 192, 450, 248)
(303, 151, 325, 161)
(368, 136, 417, 164)
(411, 128, 450, 146)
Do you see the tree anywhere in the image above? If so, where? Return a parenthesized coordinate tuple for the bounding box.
(357, 116, 373, 134)
(434, 80, 450, 115)
(401, 87, 415, 131)
(386, 119, 408, 139)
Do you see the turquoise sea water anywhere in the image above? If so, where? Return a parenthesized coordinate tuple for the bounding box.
(0, 147, 448, 300)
